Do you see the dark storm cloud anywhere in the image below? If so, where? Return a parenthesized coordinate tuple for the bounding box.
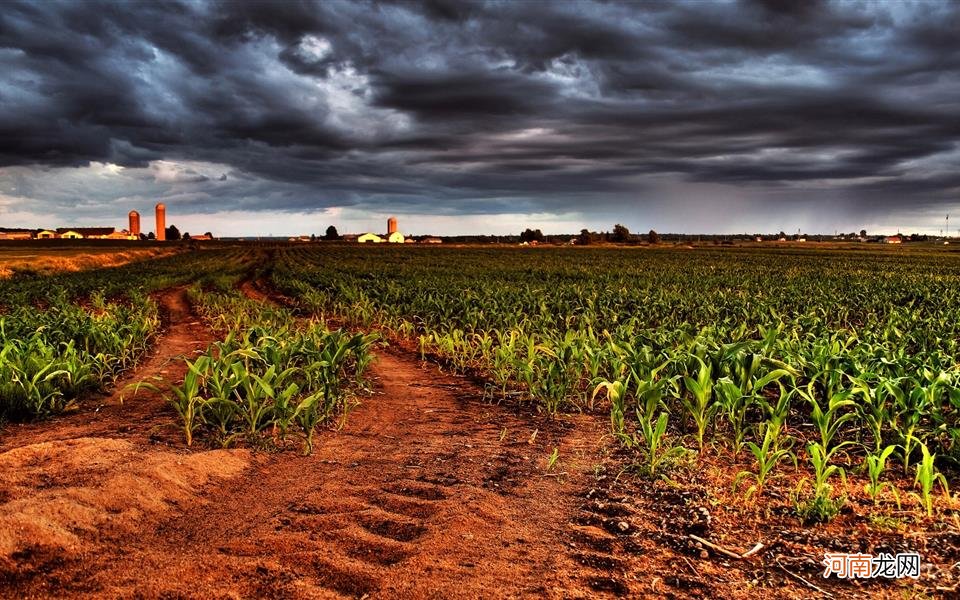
(1, 0, 959, 227)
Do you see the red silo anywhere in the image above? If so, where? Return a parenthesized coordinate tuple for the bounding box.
(155, 203, 166, 241)
(128, 210, 141, 237)
(387, 216, 398, 234)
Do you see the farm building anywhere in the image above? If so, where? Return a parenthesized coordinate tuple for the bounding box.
(36, 230, 58, 239)
(358, 233, 383, 243)
(421, 237, 442, 244)
(56, 227, 121, 239)
(104, 231, 138, 240)
(54, 227, 138, 240)
(387, 231, 406, 243)
(886, 235, 903, 244)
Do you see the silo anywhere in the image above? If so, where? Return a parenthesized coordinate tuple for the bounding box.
(155, 203, 166, 241)
(128, 210, 141, 237)
(387, 216, 398, 234)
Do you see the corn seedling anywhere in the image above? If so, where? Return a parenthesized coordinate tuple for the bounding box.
(911, 440, 950, 517)
(863, 444, 900, 506)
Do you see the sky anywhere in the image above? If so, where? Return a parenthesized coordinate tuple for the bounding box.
(0, 0, 958, 237)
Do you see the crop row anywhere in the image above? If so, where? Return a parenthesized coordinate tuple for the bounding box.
(135, 278, 377, 452)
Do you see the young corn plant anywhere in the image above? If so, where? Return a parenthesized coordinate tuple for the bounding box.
(911, 440, 950, 517)
(796, 381, 857, 455)
(795, 443, 847, 523)
(849, 373, 889, 452)
(637, 410, 687, 479)
(594, 379, 632, 447)
(133, 356, 210, 446)
(863, 444, 900, 507)
(681, 356, 717, 452)
(293, 390, 330, 454)
(735, 419, 796, 500)
(884, 377, 934, 475)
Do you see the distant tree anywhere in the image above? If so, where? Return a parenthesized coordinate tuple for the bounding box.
(182, 232, 191, 241)
(204, 231, 213, 238)
(611, 224, 631, 243)
(165, 225, 181, 241)
(324, 225, 340, 241)
(778, 231, 787, 239)
(860, 229, 867, 238)
(139, 233, 148, 241)
(520, 228, 545, 243)
(147, 232, 156, 240)
(647, 229, 660, 244)
(577, 229, 593, 245)
(310, 233, 317, 242)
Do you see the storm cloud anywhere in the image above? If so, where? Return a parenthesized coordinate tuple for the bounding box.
(1, 0, 958, 234)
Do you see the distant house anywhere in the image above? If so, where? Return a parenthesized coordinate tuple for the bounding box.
(886, 235, 903, 244)
(191, 234, 213, 241)
(421, 237, 442, 244)
(387, 231, 406, 243)
(357, 233, 383, 243)
(101, 230, 137, 240)
(0, 230, 32, 240)
(36, 230, 59, 239)
(56, 227, 118, 239)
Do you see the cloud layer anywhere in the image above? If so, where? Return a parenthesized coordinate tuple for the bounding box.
(1, 0, 958, 234)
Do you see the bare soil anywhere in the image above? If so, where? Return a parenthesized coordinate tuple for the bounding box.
(1, 284, 952, 598)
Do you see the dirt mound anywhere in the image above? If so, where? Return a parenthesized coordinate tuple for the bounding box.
(0, 437, 248, 577)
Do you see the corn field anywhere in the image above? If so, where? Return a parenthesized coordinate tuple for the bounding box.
(0, 250, 251, 419)
(0, 247, 376, 455)
(271, 244, 960, 521)
(4, 243, 959, 520)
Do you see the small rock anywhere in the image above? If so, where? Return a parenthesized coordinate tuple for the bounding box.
(700, 549, 709, 559)
(617, 521, 630, 532)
